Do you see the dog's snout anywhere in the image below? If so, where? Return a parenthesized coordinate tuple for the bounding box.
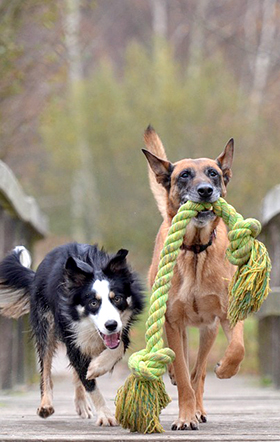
(197, 184, 213, 199)
(105, 320, 118, 332)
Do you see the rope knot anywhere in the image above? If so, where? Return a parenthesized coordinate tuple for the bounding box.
(227, 218, 262, 266)
(128, 348, 175, 381)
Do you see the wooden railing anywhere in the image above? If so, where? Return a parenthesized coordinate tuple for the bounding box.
(258, 184, 280, 388)
(0, 160, 48, 389)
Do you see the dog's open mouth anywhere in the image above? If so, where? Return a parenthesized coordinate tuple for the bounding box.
(196, 207, 213, 218)
(100, 332, 121, 349)
(194, 204, 214, 216)
(194, 206, 216, 224)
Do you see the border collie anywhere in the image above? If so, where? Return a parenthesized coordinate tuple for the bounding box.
(0, 243, 144, 426)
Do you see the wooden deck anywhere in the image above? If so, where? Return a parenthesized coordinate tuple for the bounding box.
(0, 359, 280, 442)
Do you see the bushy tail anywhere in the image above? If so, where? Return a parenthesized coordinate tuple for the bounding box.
(143, 126, 168, 219)
(0, 246, 35, 319)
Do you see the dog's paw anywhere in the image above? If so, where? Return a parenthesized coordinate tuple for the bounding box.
(75, 396, 93, 419)
(86, 360, 107, 380)
(171, 417, 199, 431)
(37, 405, 55, 419)
(96, 407, 118, 427)
(195, 410, 207, 423)
(215, 343, 245, 379)
(215, 360, 240, 379)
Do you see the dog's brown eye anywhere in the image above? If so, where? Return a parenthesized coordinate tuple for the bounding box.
(209, 169, 218, 177)
(90, 300, 99, 308)
(180, 171, 190, 179)
(114, 295, 122, 304)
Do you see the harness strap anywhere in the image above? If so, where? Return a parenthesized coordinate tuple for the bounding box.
(181, 229, 216, 254)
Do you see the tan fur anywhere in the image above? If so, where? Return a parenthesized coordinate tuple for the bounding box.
(37, 316, 56, 418)
(143, 127, 245, 430)
(143, 126, 168, 219)
(0, 284, 30, 319)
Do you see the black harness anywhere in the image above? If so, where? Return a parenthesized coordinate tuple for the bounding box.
(181, 230, 216, 254)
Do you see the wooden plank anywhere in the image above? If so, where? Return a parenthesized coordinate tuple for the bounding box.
(0, 160, 48, 238)
(0, 366, 280, 441)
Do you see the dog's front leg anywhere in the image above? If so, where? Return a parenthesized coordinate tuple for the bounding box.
(68, 353, 117, 426)
(191, 321, 219, 422)
(86, 342, 124, 380)
(215, 319, 245, 379)
(165, 320, 198, 430)
(73, 370, 93, 419)
(88, 382, 117, 426)
(73, 370, 116, 426)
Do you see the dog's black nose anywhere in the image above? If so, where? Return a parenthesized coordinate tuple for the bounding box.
(105, 320, 118, 332)
(197, 184, 213, 199)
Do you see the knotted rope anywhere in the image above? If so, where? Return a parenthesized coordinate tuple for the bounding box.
(115, 197, 271, 433)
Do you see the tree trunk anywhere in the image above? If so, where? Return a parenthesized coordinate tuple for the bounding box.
(250, 0, 277, 118)
(187, 0, 210, 78)
(151, 0, 168, 39)
(64, 0, 99, 243)
(239, 0, 260, 96)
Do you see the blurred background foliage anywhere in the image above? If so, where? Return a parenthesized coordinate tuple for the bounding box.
(1, 0, 280, 373)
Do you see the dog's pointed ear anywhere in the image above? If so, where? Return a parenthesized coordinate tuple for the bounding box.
(216, 138, 234, 186)
(104, 249, 129, 276)
(142, 149, 173, 190)
(65, 257, 93, 286)
(143, 125, 168, 160)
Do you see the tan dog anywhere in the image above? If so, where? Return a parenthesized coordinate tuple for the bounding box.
(143, 126, 245, 431)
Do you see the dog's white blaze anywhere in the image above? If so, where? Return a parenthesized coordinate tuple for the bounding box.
(76, 305, 85, 316)
(90, 280, 122, 335)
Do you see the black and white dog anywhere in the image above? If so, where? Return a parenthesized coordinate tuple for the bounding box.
(0, 243, 144, 426)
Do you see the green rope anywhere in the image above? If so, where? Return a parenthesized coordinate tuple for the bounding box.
(115, 197, 271, 433)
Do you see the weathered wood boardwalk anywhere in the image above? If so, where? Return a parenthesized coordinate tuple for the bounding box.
(0, 362, 280, 442)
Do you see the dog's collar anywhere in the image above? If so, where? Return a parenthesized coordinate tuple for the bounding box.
(181, 230, 216, 254)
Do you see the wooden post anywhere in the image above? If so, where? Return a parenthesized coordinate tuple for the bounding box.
(0, 160, 47, 389)
(258, 185, 280, 387)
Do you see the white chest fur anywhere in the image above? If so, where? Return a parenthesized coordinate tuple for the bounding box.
(71, 316, 105, 357)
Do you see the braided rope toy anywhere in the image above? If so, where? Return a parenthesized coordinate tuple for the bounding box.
(115, 198, 271, 433)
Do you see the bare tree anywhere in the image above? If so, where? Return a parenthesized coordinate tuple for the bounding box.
(250, 0, 277, 118)
(64, 0, 99, 243)
(239, 0, 260, 96)
(151, 0, 168, 39)
(187, 0, 210, 77)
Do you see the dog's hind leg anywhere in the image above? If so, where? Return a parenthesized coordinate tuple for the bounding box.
(191, 320, 219, 423)
(36, 315, 57, 418)
(215, 319, 245, 379)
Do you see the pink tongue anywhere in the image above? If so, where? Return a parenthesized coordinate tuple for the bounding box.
(103, 333, 120, 349)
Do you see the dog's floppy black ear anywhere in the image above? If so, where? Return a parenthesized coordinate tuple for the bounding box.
(104, 249, 129, 276)
(65, 257, 93, 286)
(216, 138, 234, 186)
(142, 149, 173, 190)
